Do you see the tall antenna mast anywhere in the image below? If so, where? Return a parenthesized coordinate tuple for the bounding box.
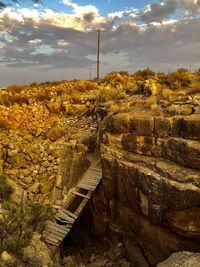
(97, 29, 100, 79)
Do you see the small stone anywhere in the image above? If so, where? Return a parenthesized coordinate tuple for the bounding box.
(42, 161, 49, 168)
(1, 251, 13, 262)
(40, 181, 53, 195)
(89, 253, 96, 263)
(39, 166, 46, 174)
(55, 175, 62, 189)
(24, 176, 33, 184)
(24, 134, 34, 142)
(35, 128, 44, 137)
(28, 182, 40, 193)
(117, 242, 123, 248)
(70, 140, 77, 149)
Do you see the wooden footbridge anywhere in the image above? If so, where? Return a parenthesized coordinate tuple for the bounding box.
(43, 154, 102, 247)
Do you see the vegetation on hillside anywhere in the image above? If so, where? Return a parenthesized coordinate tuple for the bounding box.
(0, 174, 53, 266)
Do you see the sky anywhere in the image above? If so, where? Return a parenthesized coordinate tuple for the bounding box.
(0, 0, 200, 86)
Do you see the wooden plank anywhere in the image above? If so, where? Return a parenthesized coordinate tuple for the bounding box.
(83, 176, 101, 182)
(79, 179, 97, 185)
(43, 231, 65, 242)
(83, 176, 100, 182)
(43, 232, 60, 242)
(78, 184, 96, 190)
(80, 179, 97, 186)
(72, 191, 90, 199)
(45, 240, 58, 246)
(52, 205, 61, 210)
(78, 181, 96, 188)
(87, 173, 102, 178)
(86, 172, 102, 177)
(83, 175, 100, 180)
(60, 208, 78, 219)
(54, 215, 73, 226)
(45, 227, 66, 239)
(46, 221, 70, 231)
(44, 236, 59, 246)
(89, 167, 102, 172)
(56, 210, 75, 223)
(85, 171, 102, 177)
(75, 198, 89, 216)
(46, 223, 69, 235)
(77, 184, 95, 191)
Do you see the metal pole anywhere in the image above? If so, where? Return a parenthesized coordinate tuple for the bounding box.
(97, 29, 100, 79)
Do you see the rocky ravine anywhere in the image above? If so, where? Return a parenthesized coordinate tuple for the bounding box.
(1, 70, 200, 266)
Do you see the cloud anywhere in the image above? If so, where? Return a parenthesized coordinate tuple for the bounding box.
(0, 1, 7, 9)
(108, 11, 125, 19)
(141, 0, 200, 23)
(0, 0, 200, 86)
(63, 0, 99, 18)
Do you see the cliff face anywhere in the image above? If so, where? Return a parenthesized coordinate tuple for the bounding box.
(91, 112, 200, 266)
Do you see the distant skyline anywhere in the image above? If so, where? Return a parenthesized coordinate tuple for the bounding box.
(0, 0, 200, 86)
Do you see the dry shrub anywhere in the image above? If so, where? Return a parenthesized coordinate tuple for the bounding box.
(56, 88, 65, 96)
(117, 91, 127, 99)
(160, 69, 193, 89)
(162, 89, 174, 101)
(186, 81, 200, 95)
(65, 104, 87, 115)
(0, 174, 14, 201)
(0, 201, 53, 264)
(0, 118, 11, 129)
(109, 104, 120, 114)
(70, 91, 82, 103)
(7, 85, 23, 94)
(0, 95, 29, 106)
(96, 87, 120, 103)
(74, 81, 98, 92)
(35, 90, 50, 102)
(146, 95, 157, 105)
(134, 68, 155, 80)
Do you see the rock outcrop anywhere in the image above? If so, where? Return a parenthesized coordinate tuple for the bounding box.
(157, 252, 200, 267)
(90, 110, 200, 266)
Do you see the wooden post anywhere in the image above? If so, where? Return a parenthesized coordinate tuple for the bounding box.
(97, 29, 100, 79)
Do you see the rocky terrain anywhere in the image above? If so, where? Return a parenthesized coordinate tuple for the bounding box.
(1, 68, 200, 266)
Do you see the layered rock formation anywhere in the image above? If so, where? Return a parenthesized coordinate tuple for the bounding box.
(91, 111, 200, 266)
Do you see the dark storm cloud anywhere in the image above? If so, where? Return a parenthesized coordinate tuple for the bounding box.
(0, 1, 7, 9)
(83, 12, 95, 22)
(141, 0, 200, 23)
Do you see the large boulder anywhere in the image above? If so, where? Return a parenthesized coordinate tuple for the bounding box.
(22, 233, 53, 267)
(157, 252, 200, 267)
(46, 123, 64, 141)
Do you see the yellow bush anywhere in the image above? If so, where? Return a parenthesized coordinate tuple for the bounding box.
(0, 118, 11, 129)
(162, 89, 174, 101)
(96, 87, 120, 103)
(146, 95, 157, 105)
(70, 91, 82, 103)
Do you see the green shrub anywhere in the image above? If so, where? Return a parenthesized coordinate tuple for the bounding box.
(0, 174, 14, 201)
(96, 87, 120, 103)
(134, 68, 155, 80)
(169, 68, 193, 87)
(0, 202, 53, 262)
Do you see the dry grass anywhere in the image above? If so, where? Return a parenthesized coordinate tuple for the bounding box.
(0, 117, 11, 129)
(0, 95, 29, 106)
